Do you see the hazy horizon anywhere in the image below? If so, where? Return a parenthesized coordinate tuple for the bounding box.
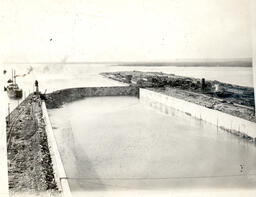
(0, 0, 252, 63)
(3, 57, 252, 65)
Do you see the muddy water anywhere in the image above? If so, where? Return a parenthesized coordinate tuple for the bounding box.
(48, 96, 256, 193)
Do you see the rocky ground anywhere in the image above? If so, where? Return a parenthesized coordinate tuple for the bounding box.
(6, 94, 59, 196)
(153, 87, 256, 123)
(101, 71, 256, 123)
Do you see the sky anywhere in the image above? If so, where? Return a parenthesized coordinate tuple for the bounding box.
(0, 0, 252, 63)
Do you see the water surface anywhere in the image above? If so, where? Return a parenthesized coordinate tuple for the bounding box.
(48, 96, 256, 193)
(2, 64, 253, 112)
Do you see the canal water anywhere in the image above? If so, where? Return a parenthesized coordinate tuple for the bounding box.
(2, 64, 253, 113)
(2, 64, 256, 195)
(48, 96, 256, 194)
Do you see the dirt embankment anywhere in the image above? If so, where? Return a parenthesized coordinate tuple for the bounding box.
(6, 94, 59, 196)
(152, 87, 256, 123)
(101, 71, 254, 107)
(101, 71, 255, 122)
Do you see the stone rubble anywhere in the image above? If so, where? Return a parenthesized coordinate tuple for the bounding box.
(101, 71, 256, 123)
(6, 94, 59, 196)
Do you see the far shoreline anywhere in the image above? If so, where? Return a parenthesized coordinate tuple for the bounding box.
(114, 61, 252, 67)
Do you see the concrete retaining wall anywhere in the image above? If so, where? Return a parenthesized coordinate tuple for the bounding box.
(140, 88, 256, 139)
(46, 86, 139, 109)
(42, 102, 71, 197)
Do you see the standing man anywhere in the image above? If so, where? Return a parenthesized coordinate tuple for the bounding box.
(35, 80, 39, 95)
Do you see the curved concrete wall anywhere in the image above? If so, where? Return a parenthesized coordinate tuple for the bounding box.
(46, 86, 139, 109)
(140, 88, 256, 140)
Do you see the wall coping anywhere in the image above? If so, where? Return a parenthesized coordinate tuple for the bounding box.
(140, 88, 256, 139)
(42, 102, 72, 197)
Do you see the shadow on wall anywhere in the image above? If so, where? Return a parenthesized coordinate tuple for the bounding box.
(45, 86, 139, 109)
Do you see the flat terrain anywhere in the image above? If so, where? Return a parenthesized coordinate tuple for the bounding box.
(101, 71, 255, 124)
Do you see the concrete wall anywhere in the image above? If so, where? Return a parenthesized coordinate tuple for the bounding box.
(46, 86, 139, 109)
(42, 102, 71, 197)
(140, 88, 256, 139)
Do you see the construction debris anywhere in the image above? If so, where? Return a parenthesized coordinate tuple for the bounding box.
(6, 94, 59, 196)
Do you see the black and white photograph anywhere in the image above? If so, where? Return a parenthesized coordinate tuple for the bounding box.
(1, 0, 256, 196)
